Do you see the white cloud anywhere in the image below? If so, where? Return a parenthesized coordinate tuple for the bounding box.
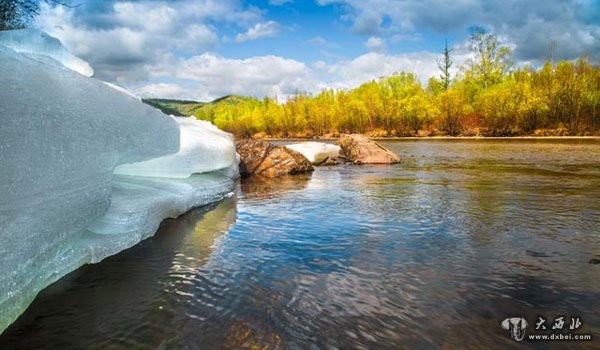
(36, 0, 258, 82)
(306, 36, 327, 45)
(318, 0, 600, 62)
(305, 36, 340, 49)
(35, 0, 477, 102)
(142, 53, 316, 100)
(312, 60, 328, 70)
(133, 46, 471, 101)
(315, 42, 473, 90)
(392, 33, 422, 42)
(135, 83, 189, 99)
(323, 52, 437, 89)
(365, 36, 387, 52)
(235, 21, 281, 42)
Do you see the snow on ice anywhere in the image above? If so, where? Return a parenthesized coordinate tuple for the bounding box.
(0, 30, 238, 333)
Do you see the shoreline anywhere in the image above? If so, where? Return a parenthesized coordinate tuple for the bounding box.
(261, 136, 600, 141)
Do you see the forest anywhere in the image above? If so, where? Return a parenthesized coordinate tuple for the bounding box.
(191, 29, 600, 138)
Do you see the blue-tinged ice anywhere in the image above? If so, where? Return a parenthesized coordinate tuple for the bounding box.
(0, 31, 238, 334)
(115, 117, 238, 178)
(0, 29, 94, 77)
(102, 81, 142, 101)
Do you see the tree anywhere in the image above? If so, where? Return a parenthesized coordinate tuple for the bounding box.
(438, 89, 472, 135)
(438, 39, 453, 91)
(474, 78, 521, 135)
(187, 55, 598, 138)
(1, 0, 76, 30)
(466, 27, 512, 88)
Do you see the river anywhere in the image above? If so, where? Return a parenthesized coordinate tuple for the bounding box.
(1, 139, 599, 349)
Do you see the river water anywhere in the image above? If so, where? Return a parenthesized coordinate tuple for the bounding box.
(1, 139, 599, 349)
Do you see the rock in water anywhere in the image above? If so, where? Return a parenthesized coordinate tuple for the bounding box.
(286, 142, 341, 165)
(336, 134, 400, 164)
(236, 140, 314, 177)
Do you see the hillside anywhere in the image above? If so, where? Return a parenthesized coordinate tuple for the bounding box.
(142, 98, 205, 116)
(142, 95, 249, 117)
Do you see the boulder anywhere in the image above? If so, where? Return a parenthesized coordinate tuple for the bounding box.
(336, 134, 400, 164)
(236, 139, 314, 178)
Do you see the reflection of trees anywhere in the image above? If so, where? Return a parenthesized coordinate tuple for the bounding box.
(0, 198, 238, 350)
(239, 173, 312, 201)
(171, 197, 238, 269)
(462, 159, 506, 243)
(222, 320, 283, 350)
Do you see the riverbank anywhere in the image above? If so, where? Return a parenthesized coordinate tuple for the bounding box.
(262, 135, 600, 141)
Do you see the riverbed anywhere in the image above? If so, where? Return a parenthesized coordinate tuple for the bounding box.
(1, 139, 599, 349)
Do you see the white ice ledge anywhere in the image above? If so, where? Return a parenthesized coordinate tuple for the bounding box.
(0, 29, 94, 77)
(0, 31, 239, 334)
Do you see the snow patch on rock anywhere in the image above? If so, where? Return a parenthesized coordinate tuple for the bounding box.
(287, 142, 341, 164)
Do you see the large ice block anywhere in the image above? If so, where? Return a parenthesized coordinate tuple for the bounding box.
(102, 81, 142, 101)
(0, 29, 94, 76)
(115, 117, 238, 178)
(0, 43, 180, 333)
(0, 36, 238, 334)
(84, 171, 236, 260)
(286, 142, 341, 164)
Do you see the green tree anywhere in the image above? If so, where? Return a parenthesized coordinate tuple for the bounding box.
(466, 27, 512, 88)
(190, 53, 598, 138)
(1, 0, 76, 30)
(438, 89, 472, 135)
(438, 39, 453, 91)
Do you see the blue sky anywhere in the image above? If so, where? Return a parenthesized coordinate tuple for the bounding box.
(35, 0, 600, 101)
(216, 1, 460, 61)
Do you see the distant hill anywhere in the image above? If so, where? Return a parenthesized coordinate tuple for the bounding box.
(142, 95, 250, 117)
(208, 95, 250, 105)
(142, 98, 205, 116)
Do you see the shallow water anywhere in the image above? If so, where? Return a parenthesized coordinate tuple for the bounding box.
(1, 139, 599, 349)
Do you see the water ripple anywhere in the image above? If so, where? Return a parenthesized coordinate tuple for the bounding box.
(1, 140, 599, 349)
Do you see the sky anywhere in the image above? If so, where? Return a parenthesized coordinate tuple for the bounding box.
(35, 0, 600, 101)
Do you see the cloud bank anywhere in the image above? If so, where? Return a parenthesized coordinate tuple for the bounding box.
(35, 0, 599, 101)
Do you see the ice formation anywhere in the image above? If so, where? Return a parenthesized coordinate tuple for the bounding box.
(115, 117, 238, 178)
(102, 81, 142, 101)
(287, 142, 341, 164)
(0, 31, 238, 333)
(0, 29, 94, 77)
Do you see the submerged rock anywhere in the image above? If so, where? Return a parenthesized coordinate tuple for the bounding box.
(336, 134, 400, 164)
(236, 139, 314, 178)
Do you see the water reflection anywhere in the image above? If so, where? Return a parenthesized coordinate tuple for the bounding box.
(1, 139, 599, 349)
(240, 173, 312, 201)
(0, 198, 238, 350)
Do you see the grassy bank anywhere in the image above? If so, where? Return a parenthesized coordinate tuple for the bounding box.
(261, 135, 600, 141)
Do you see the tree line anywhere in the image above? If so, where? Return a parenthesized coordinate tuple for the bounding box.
(195, 28, 599, 137)
(1, 0, 75, 30)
